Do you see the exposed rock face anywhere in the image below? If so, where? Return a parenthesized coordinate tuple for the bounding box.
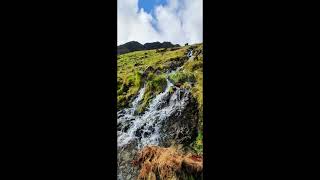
(159, 89, 199, 147)
(161, 56, 189, 72)
(117, 140, 140, 180)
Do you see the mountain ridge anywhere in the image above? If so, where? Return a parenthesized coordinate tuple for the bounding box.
(117, 41, 180, 55)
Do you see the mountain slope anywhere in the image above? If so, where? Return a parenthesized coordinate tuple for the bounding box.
(117, 43, 203, 179)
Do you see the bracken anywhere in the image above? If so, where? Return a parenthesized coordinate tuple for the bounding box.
(133, 146, 203, 180)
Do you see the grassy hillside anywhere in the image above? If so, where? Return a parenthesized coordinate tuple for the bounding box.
(117, 43, 203, 154)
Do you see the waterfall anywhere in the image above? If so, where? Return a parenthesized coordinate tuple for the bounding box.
(117, 78, 190, 149)
(117, 49, 195, 180)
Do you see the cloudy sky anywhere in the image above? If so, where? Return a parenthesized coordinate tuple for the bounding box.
(117, 0, 203, 45)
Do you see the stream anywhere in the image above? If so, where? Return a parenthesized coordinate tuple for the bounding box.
(117, 49, 195, 180)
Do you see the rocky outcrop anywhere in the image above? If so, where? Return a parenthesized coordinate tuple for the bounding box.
(159, 89, 199, 147)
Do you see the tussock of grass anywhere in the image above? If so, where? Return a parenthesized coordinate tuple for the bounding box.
(168, 71, 196, 85)
(133, 146, 203, 180)
(137, 74, 167, 113)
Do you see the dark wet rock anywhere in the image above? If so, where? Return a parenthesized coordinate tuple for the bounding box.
(141, 66, 155, 79)
(159, 90, 199, 147)
(135, 128, 143, 138)
(118, 140, 140, 180)
(154, 69, 161, 75)
(175, 83, 182, 87)
(118, 82, 199, 180)
(133, 62, 142, 67)
(145, 66, 154, 73)
(163, 60, 185, 71)
(123, 124, 131, 132)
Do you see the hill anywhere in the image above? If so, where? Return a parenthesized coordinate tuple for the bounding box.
(117, 41, 180, 55)
(117, 43, 203, 179)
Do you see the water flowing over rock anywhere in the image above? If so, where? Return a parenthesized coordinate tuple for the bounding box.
(117, 49, 199, 180)
(117, 79, 198, 179)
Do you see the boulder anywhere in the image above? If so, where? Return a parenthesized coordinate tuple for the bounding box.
(159, 90, 199, 147)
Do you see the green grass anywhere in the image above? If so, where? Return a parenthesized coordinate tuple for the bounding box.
(168, 71, 196, 85)
(117, 46, 187, 109)
(117, 43, 203, 153)
(136, 74, 167, 113)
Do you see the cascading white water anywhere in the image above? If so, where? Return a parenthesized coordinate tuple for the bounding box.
(117, 77, 190, 149)
(117, 49, 194, 180)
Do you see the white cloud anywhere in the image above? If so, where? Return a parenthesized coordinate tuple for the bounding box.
(117, 0, 203, 45)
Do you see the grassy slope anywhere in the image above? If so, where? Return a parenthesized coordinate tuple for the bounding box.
(117, 44, 203, 154)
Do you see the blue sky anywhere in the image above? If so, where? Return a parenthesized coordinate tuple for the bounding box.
(138, 0, 167, 14)
(118, 0, 203, 45)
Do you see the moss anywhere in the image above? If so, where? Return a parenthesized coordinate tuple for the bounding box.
(117, 95, 127, 108)
(117, 70, 143, 109)
(149, 74, 167, 92)
(169, 71, 196, 85)
(134, 71, 143, 88)
(181, 82, 193, 90)
(136, 90, 153, 114)
(192, 130, 203, 155)
(184, 59, 203, 72)
(136, 74, 167, 113)
(168, 86, 174, 94)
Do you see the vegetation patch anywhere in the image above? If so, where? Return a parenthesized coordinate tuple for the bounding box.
(136, 74, 167, 113)
(133, 145, 203, 180)
(117, 46, 188, 109)
(117, 43, 203, 155)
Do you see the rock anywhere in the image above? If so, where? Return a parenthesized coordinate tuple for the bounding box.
(118, 140, 140, 180)
(154, 69, 161, 75)
(142, 66, 155, 78)
(118, 87, 199, 179)
(145, 66, 154, 73)
(159, 90, 199, 147)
